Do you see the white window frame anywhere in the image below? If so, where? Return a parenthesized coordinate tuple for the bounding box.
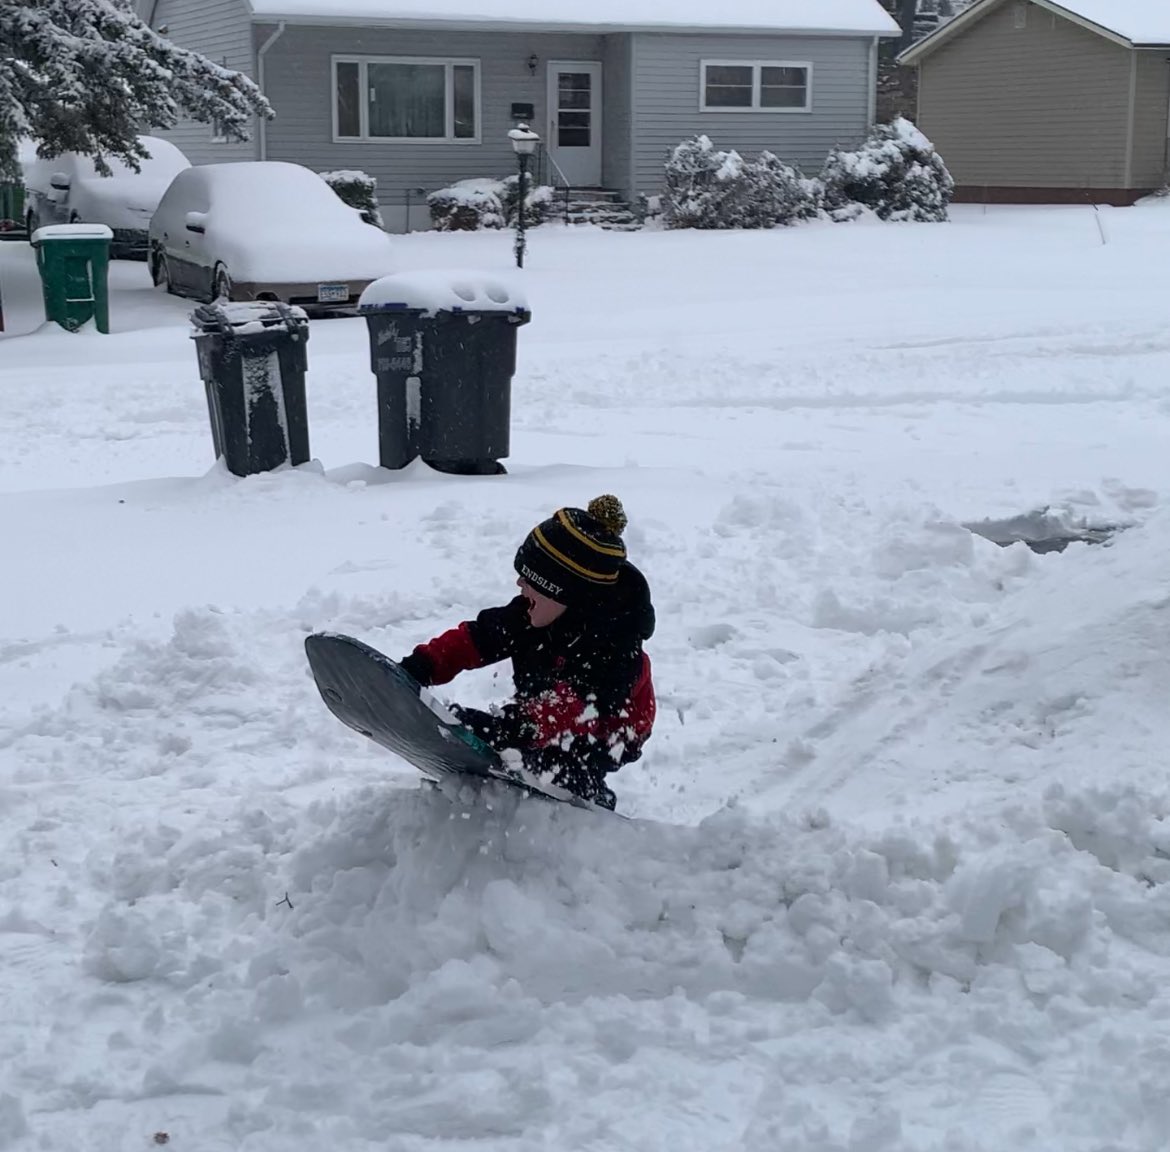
(332, 55, 482, 144)
(699, 59, 813, 114)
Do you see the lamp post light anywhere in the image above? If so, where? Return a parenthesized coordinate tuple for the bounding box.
(508, 123, 540, 269)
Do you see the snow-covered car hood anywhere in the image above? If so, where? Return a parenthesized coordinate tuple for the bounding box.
(210, 221, 395, 284)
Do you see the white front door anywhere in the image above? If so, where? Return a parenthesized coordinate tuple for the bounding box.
(546, 61, 603, 187)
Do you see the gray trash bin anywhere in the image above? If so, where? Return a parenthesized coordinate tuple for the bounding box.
(190, 301, 311, 477)
(358, 272, 530, 475)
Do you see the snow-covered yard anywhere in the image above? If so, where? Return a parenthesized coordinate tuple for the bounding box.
(1, 204, 1169, 1151)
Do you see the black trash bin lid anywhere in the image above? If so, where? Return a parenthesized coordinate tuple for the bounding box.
(357, 271, 529, 318)
(190, 300, 309, 337)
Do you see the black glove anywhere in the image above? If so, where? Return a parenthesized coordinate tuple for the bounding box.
(450, 703, 535, 750)
(397, 652, 431, 686)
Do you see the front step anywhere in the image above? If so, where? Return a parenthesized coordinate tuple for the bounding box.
(548, 187, 641, 230)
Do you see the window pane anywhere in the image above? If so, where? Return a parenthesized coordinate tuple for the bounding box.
(453, 64, 476, 138)
(760, 65, 807, 108)
(706, 65, 752, 86)
(368, 62, 444, 137)
(761, 66, 806, 87)
(336, 61, 360, 136)
(557, 127, 591, 147)
(558, 87, 591, 110)
(704, 64, 752, 108)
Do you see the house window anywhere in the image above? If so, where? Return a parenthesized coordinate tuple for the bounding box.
(1014, 2, 1028, 28)
(333, 56, 480, 142)
(700, 60, 812, 112)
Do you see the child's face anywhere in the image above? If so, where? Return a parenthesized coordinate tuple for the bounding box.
(517, 578, 568, 628)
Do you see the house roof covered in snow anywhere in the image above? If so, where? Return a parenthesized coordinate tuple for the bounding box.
(244, 0, 900, 36)
(901, 0, 1170, 63)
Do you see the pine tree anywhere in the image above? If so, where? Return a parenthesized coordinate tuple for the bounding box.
(0, 0, 272, 181)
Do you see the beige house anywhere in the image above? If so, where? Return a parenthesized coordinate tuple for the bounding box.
(899, 0, 1170, 204)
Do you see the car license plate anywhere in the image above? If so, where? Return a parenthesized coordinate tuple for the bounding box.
(317, 283, 349, 303)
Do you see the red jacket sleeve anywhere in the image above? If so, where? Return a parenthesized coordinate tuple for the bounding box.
(403, 623, 485, 686)
(401, 599, 528, 687)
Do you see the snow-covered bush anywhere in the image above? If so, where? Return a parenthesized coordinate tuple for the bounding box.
(663, 137, 821, 230)
(427, 175, 554, 231)
(635, 193, 662, 226)
(498, 173, 555, 226)
(820, 117, 954, 223)
(740, 152, 822, 228)
(318, 169, 384, 228)
(662, 136, 751, 230)
(427, 179, 507, 231)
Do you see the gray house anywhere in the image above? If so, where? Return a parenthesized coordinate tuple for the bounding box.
(900, 0, 1170, 204)
(144, 0, 898, 230)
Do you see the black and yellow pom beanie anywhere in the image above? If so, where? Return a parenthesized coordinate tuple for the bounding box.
(514, 494, 629, 606)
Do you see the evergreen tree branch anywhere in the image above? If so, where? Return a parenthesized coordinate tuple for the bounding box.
(0, 0, 273, 181)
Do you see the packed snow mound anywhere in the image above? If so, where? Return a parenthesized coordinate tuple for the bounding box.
(42, 778, 1170, 1150)
(781, 504, 1170, 823)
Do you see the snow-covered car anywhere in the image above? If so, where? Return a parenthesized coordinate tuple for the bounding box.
(23, 136, 190, 259)
(148, 161, 394, 314)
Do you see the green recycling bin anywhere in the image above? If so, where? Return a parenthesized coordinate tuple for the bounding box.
(31, 223, 112, 333)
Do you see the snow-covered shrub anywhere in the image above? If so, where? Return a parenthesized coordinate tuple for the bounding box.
(820, 117, 954, 222)
(318, 169, 384, 228)
(739, 152, 822, 228)
(662, 135, 754, 230)
(663, 137, 822, 230)
(498, 173, 555, 226)
(427, 175, 555, 231)
(635, 192, 663, 227)
(427, 178, 507, 231)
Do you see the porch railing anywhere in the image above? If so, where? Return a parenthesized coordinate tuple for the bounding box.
(535, 143, 573, 225)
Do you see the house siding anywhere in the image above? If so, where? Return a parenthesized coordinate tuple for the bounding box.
(629, 32, 874, 196)
(149, 0, 258, 164)
(602, 35, 634, 198)
(915, 0, 1132, 191)
(1130, 50, 1170, 189)
(258, 25, 604, 229)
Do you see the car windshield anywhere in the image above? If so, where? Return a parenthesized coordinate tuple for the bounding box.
(74, 144, 187, 183)
(207, 167, 355, 235)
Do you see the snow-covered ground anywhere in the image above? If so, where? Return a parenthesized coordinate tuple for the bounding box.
(2, 204, 1169, 1151)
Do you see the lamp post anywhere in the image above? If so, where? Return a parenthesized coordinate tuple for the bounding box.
(508, 124, 540, 269)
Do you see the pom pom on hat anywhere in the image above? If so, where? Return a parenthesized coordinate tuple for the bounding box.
(514, 495, 630, 606)
(587, 494, 627, 537)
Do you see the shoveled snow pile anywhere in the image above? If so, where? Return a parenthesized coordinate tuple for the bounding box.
(2, 507, 1168, 1150)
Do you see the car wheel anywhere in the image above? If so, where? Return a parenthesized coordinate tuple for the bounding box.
(212, 264, 232, 303)
(154, 253, 175, 295)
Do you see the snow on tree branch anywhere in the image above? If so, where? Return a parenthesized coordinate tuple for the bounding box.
(0, 0, 273, 181)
